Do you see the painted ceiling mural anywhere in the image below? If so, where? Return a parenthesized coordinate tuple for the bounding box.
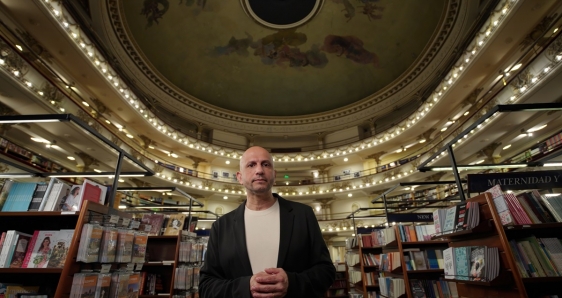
(121, 0, 446, 116)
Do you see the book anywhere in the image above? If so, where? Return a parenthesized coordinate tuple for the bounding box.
(46, 183, 71, 212)
(140, 213, 165, 236)
(77, 223, 104, 263)
(442, 206, 457, 234)
(0, 180, 14, 210)
(99, 227, 118, 263)
(23, 230, 58, 268)
(46, 229, 74, 268)
(132, 233, 148, 263)
(163, 214, 186, 236)
(469, 246, 486, 281)
(60, 184, 83, 211)
(454, 203, 467, 232)
(443, 247, 457, 279)
(8, 232, 33, 268)
(77, 179, 108, 208)
(26, 183, 48, 211)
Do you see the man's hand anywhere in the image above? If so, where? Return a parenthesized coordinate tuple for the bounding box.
(250, 268, 289, 298)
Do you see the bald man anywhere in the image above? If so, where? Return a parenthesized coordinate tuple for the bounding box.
(200, 146, 335, 298)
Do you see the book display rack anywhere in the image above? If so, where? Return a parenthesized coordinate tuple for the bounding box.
(0, 200, 132, 297)
(434, 190, 562, 298)
(0, 114, 205, 298)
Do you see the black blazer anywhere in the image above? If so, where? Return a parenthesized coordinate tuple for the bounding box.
(199, 194, 335, 297)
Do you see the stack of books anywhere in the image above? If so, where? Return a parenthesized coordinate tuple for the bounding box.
(378, 277, 404, 298)
(410, 278, 459, 298)
(396, 224, 437, 242)
(510, 235, 562, 278)
(403, 248, 444, 271)
(487, 185, 562, 225)
(433, 199, 480, 235)
(443, 246, 499, 282)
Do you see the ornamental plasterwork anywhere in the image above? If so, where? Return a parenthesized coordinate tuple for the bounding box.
(101, 0, 468, 136)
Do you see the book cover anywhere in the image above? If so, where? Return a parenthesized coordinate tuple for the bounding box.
(132, 234, 148, 263)
(8, 232, 33, 268)
(47, 229, 74, 268)
(27, 183, 48, 211)
(60, 184, 81, 211)
(140, 214, 165, 236)
(469, 246, 486, 281)
(0, 180, 14, 211)
(442, 206, 457, 234)
(492, 195, 515, 225)
(96, 273, 112, 298)
(79, 179, 108, 207)
(443, 247, 457, 279)
(412, 251, 428, 270)
(80, 274, 99, 298)
(99, 227, 118, 263)
(454, 247, 470, 281)
(454, 203, 467, 232)
(24, 230, 58, 268)
(163, 214, 186, 236)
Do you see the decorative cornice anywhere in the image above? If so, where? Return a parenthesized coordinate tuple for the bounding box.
(104, 0, 465, 135)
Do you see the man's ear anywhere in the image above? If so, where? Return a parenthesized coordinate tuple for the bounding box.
(236, 171, 242, 184)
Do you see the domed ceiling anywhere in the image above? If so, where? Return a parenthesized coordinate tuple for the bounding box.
(118, 0, 446, 117)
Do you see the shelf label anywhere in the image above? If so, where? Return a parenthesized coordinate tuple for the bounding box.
(61, 211, 76, 215)
(100, 264, 112, 273)
(135, 263, 144, 271)
(109, 215, 120, 224)
(144, 224, 152, 232)
(162, 261, 174, 266)
(121, 218, 131, 227)
(126, 263, 135, 271)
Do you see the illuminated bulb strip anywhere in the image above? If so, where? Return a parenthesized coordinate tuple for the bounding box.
(36, 0, 519, 162)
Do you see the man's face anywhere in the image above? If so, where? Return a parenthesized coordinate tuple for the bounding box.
(237, 147, 276, 195)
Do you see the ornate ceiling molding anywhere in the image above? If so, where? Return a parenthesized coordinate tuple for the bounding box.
(101, 0, 469, 136)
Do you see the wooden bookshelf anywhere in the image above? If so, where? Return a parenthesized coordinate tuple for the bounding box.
(0, 200, 132, 298)
(325, 262, 350, 298)
(436, 193, 525, 297)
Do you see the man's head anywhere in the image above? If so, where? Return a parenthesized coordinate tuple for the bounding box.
(237, 146, 276, 196)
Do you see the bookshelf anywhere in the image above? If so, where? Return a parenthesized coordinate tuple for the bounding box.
(0, 200, 132, 297)
(434, 192, 530, 298)
(326, 262, 350, 297)
(353, 224, 449, 298)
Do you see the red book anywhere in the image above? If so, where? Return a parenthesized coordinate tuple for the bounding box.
(20, 230, 39, 268)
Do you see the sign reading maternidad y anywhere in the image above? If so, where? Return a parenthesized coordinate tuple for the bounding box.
(467, 170, 562, 193)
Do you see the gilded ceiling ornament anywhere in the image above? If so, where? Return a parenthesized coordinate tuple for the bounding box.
(0, 39, 28, 76)
(111, 135, 123, 147)
(153, 164, 164, 174)
(40, 82, 64, 104)
(15, 28, 53, 64)
(477, 142, 502, 163)
(90, 98, 109, 115)
(74, 152, 100, 172)
(308, 185, 320, 193)
(519, 14, 557, 50)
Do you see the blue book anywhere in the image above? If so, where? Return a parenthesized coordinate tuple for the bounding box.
(454, 247, 470, 280)
(2, 182, 22, 211)
(426, 249, 440, 269)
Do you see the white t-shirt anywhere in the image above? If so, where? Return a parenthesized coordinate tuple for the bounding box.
(244, 199, 280, 274)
